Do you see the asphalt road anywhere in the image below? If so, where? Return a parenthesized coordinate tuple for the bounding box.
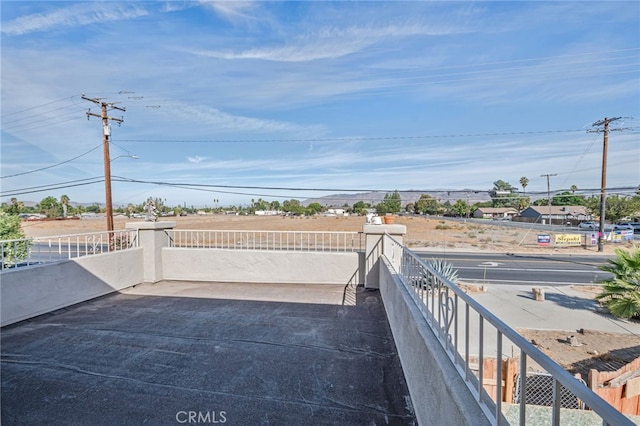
(436, 216, 640, 240)
(414, 251, 614, 287)
(25, 241, 107, 264)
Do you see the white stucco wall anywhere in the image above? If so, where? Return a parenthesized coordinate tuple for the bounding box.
(162, 248, 362, 285)
(1, 248, 143, 326)
(378, 257, 490, 426)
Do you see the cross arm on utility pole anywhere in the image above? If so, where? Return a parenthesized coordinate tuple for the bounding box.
(82, 94, 126, 111)
(86, 110, 124, 123)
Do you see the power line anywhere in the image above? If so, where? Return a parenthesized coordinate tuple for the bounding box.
(1, 176, 104, 192)
(2, 114, 84, 134)
(111, 176, 637, 197)
(0, 144, 103, 179)
(114, 128, 594, 144)
(0, 177, 104, 198)
(1, 95, 78, 118)
(2, 171, 636, 201)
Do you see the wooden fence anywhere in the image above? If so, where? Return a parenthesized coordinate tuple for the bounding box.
(473, 354, 640, 416)
(589, 356, 640, 416)
(470, 356, 518, 403)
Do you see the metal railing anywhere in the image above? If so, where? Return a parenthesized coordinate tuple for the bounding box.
(1, 230, 139, 271)
(382, 233, 632, 426)
(168, 230, 363, 252)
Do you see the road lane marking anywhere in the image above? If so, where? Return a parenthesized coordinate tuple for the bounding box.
(455, 266, 602, 274)
(478, 261, 503, 267)
(461, 279, 598, 286)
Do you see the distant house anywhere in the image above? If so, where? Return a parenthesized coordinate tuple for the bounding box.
(472, 207, 518, 220)
(326, 208, 348, 217)
(519, 206, 591, 224)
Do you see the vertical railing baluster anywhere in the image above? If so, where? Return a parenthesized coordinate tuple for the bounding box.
(552, 378, 561, 426)
(519, 352, 526, 426)
(454, 293, 459, 366)
(465, 303, 470, 381)
(437, 279, 443, 340)
(496, 330, 503, 424)
(478, 316, 484, 404)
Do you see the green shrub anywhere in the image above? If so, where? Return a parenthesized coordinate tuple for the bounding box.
(0, 212, 30, 267)
(435, 221, 451, 230)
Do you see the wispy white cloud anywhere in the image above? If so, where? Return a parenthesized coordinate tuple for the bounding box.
(200, 1, 260, 22)
(163, 102, 326, 136)
(1, 3, 151, 36)
(187, 156, 207, 164)
(192, 22, 464, 62)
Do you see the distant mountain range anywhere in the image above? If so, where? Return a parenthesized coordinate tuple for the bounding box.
(302, 190, 493, 207)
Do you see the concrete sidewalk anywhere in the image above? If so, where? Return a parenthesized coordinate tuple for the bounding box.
(470, 284, 640, 336)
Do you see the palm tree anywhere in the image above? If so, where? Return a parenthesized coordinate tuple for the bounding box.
(60, 195, 70, 218)
(570, 185, 578, 194)
(8, 198, 23, 215)
(596, 247, 640, 319)
(519, 176, 529, 196)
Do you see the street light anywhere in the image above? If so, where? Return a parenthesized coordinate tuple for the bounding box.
(111, 154, 139, 162)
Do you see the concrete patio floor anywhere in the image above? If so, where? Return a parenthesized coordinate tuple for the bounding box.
(1, 281, 416, 425)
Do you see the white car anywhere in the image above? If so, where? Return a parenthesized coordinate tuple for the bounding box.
(578, 221, 596, 230)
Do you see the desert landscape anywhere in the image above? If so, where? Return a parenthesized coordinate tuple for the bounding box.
(19, 213, 631, 255)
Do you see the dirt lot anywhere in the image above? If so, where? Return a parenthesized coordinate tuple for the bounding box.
(519, 326, 640, 380)
(18, 214, 640, 375)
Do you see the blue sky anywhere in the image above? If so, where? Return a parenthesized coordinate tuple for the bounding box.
(1, 1, 639, 208)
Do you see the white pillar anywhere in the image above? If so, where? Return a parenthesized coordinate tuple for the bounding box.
(363, 224, 407, 289)
(126, 221, 176, 283)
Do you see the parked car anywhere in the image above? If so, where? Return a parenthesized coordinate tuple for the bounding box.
(613, 223, 634, 231)
(630, 222, 640, 234)
(578, 221, 596, 230)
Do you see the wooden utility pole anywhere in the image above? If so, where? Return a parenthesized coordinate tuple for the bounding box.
(589, 117, 622, 252)
(540, 173, 557, 232)
(82, 95, 125, 234)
